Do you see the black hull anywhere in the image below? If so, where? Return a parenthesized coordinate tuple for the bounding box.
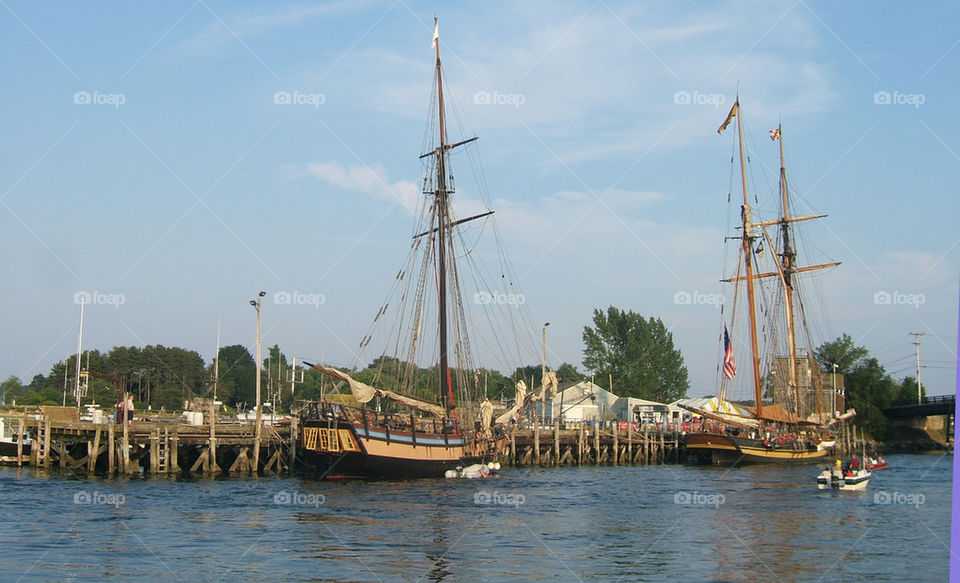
(684, 432, 829, 465)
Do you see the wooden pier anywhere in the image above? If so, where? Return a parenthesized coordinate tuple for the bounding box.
(3, 406, 297, 476)
(502, 423, 681, 467)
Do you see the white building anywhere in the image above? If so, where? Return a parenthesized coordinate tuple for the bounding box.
(549, 381, 619, 424)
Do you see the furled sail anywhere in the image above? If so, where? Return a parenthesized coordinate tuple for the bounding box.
(494, 380, 527, 425)
(310, 364, 446, 418)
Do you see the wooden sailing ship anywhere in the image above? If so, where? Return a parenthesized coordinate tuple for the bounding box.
(683, 99, 840, 465)
(298, 20, 509, 479)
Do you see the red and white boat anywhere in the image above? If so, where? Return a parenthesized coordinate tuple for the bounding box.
(865, 454, 888, 471)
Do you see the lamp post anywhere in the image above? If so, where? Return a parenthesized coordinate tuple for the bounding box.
(541, 322, 550, 420)
(250, 291, 266, 473)
(831, 363, 838, 417)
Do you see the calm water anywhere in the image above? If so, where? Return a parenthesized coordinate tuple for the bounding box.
(0, 453, 951, 582)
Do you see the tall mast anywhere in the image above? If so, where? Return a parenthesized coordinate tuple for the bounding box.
(433, 18, 454, 419)
(777, 125, 801, 417)
(735, 101, 765, 418)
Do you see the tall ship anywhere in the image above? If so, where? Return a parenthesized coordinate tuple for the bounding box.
(682, 99, 840, 464)
(298, 20, 527, 478)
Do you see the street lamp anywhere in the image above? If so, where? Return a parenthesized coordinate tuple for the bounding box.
(250, 291, 266, 472)
(542, 322, 550, 423)
(831, 363, 838, 417)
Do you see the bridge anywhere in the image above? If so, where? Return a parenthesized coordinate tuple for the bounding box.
(884, 394, 954, 447)
(884, 394, 955, 418)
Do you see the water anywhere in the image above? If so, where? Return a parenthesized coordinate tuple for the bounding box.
(0, 453, 951, 582)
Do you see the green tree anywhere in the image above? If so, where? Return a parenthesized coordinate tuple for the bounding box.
(1, 375, 25, 404)
(814, 333, 869, 372)
(216, 344, 257, 408)
(556, 362, 584, 383)
(844, 357, 898, 437)
(582, 307, 689, 402)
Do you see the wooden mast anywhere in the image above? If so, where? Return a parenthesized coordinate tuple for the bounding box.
(776, 124, 801, 419)
(734, 100, 765, 419)
(432, 18, 455, 423)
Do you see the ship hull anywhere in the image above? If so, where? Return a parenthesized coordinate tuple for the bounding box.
(684, 432, 830, 465)
(298, 418, 480, 479)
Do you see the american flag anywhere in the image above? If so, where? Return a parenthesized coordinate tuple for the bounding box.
(723, 326, 737, 380)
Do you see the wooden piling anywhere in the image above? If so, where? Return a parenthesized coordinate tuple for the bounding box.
(16, 417, 24, 467)
(553, 421, 560, 467)
(593, 422, 600, 465)
(612, 426, 619, 466)
(108, 422, 115, 475)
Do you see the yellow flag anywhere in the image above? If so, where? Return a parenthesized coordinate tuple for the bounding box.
(717, 101, 738, 135)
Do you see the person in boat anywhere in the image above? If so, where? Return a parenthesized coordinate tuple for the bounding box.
(849, 454, 860, 470)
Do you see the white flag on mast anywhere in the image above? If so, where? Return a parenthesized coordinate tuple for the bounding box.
(432, 20, 439, 49)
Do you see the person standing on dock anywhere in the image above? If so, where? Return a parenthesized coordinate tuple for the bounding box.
(126, 395, 135, 424)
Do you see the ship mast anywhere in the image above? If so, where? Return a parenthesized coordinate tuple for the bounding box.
(433, 17, 454, 421)
(776, 125, 801, 418)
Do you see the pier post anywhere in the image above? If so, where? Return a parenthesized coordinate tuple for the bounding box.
(208, 401, 220, 474)
(510, 424, 516, 467)
(170, 431, 180, 474)
(643, 424, 649, 465)
(42, 417, 52, 468)
(659, 431, 666, 465)
(533, 408, 540, 466)
(614, 425, 620, 465)
(89, 424, 102, 473)
(593, 421, 600, 465)
(288, 416, 298, 472)
(149, 430, 158, 475)
(553, 420, 560, 467)
(16, 416, 24, 467)
(121, 407, 129, 474)
(627, 423, 632, 466)
(577, 423, 583, 466)
(108, 423, 115, 475)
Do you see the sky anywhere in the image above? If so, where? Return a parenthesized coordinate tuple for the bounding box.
(0, 1, 957, 402)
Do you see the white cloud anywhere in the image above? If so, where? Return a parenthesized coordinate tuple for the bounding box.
(294, 161, 419, 210)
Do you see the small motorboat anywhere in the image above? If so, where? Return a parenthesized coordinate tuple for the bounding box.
(865, 454, 888, 471)
(817, 462, 872, 491)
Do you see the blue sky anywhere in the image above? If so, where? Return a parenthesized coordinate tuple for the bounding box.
(0, 1, 957, 401)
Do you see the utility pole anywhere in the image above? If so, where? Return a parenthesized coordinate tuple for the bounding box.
(909, 332, 924, 404)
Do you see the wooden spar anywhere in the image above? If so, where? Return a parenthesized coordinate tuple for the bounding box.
(722, 262, 840, 283)
(411, 209, 492, 240)
(735, 100, 765, 419)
